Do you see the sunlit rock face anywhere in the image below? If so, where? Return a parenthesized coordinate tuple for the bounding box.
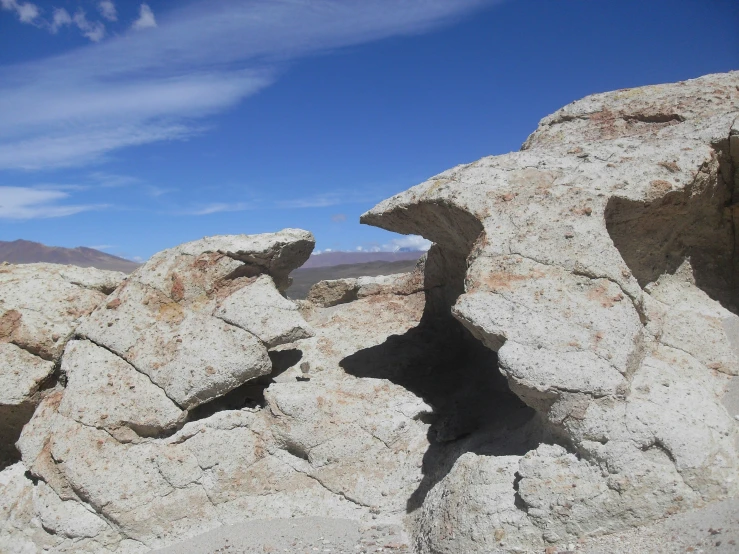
(362, 70, 739, 553)
(2, 72, 739, 553)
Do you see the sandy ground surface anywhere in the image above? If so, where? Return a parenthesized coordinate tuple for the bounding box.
(575, 498, 739, 554)
(154, 517, 410, 554)
(155, 498, 738, 554)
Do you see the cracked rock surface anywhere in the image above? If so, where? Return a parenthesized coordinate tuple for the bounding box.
(77, 230, 315, 409)
(0, 228, 434, 552)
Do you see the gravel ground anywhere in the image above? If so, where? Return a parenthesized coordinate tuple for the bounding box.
(154, 517, 410, 554)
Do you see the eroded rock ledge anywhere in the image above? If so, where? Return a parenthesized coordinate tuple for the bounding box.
(362, 70, 739, 552)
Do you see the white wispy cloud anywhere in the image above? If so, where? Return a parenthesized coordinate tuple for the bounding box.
(73, 9, 106, 42)
(178, 202, 253, 216)
(0, 0, 495, 171)
(1, 1, 109, 41)
(0, 186, 105, 219)
(0, 0, 39, 24)
(144, 185, 176, 197)
(50, 8, 72, 33)
(88, 171, 142, 188)
(87, 244, 114, 250)
(356, 235, 432, 252)
(0, 124, 194, 170)
(132, 3, 156, 30)
(278, 195, 346, 209)
(277, 189, 383, 209)
(98, 1, 117, 22)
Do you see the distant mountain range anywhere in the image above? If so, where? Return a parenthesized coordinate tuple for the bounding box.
(0, 240, 141, 274)
(0, 239, 426, 277)
(300, 250, 423, 268)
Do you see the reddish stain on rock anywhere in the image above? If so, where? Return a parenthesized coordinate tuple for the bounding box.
(170, 273, 185, 302)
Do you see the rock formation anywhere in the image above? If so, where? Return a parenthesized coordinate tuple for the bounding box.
(1, 72, 738, 553)
(362, 70, 739, 552)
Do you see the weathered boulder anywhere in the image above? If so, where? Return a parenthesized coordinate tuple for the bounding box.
(1, 229, 438, 551)
(0, 263, 126, 470)
(362, 71, 739, 551)
(306, 265, 425, 308)
(77, 230, 314, 409)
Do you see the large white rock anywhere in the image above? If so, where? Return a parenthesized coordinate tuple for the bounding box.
(363, 71, 739, 551)
(3, 228, 437, 551)
(78, 279, 272, 409)
(77, 230, 315, 409)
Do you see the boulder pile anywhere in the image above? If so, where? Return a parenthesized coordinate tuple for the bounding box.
(1, 71, 738, 553)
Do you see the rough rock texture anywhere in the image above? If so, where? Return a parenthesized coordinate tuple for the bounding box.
(77, 230, 314, 409)
(362, 71, 739, 552)
(3, 74, 739, 553)
(0, 229, 441, 552)
(0, 263, 125, 470)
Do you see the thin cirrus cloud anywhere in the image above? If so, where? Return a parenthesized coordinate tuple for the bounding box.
(0, 0, 496, 171)
(0, 186, 105, 219)
(177, 202, 253, 216)
(277, 188, 384, 209)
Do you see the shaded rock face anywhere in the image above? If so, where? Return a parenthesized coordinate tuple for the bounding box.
(2, 74, 739, 554)
(0, 263, 126, 470)
(362, 71, 739, 552)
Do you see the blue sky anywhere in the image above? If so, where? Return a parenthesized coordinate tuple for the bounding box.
(0, 0, 737, 262)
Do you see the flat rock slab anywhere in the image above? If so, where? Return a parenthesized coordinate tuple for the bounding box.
(153, 517, 410, 554)
(215, 274, 313, 347)
(59, 340, 186, 438)
(78, 280, 272, 409)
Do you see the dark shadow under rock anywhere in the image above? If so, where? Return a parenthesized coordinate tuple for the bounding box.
(605, 138, 739, 313)
(188, 348, 302, 421)
(0, 401, 36, 470)
(340, 244, 544, 511)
